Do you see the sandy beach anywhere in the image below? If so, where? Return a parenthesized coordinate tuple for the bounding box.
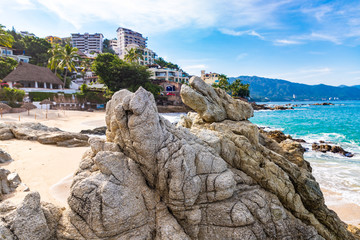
(0, 109, 105, 206)
(0, 109, 359, 226)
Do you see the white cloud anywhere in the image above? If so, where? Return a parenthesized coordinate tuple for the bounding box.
(274, 39, 302, 45)
(32, 0, 291, 35)
(219, 28, 264, 39)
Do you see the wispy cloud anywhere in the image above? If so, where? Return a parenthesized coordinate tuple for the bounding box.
(274, 39, 302, 45)
(220, 28, 264, 39)
(277, 67, 332, 80)
(236, 53, 248, 60)
(29, 0, 292, 35)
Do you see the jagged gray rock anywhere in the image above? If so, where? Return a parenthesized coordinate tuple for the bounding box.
(55, 86, 356, 239)
(0, 123, 89, 147)
(0, 148, 12, 163)
(180, 76, 253, 122)
(0, 192, 62, 240)
(0, 168, 21, 198)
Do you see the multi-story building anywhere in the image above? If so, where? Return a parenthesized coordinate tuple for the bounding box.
(148, 66, 189, 105)
(116, 27, 147, 56)
(120, 43, 156, 65)
(71, 33, 103, 54)
(201, 70, 219, 85)
(45, 36, 62, 45)
(0, 46, 31, 63)
(19, 31, 36, 38)
(148, 66, 189, 84)
(109, 39, 119, 54)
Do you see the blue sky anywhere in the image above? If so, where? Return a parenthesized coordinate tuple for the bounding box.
(1, 0, 360, 86)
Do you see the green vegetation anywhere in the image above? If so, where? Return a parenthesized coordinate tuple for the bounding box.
(0, 57, 18, 79)
(7, 29, 52, 66)
(0, 87, 25, 103)
(0, 24, 14, 47)
(155, 57, 179, 70)
(47, 44, 79, 88)
(212, 74, 250, 98)
(124, 48, 143, 63)
(102, 39, 115, 54)
(93, 53, 162, 96)
(154, 57, 189, 77)
(76, 84, 108, 103)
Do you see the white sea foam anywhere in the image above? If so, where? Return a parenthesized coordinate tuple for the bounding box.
(160, 113, 186, 124)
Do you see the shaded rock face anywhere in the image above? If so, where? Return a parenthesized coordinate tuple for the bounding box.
(0, 123, 89, 147)
(0, 192, 62, 240)
(0, 168, 21, 198)
(55, 84, 355, 239)
(181, 76, 253, 122)
(312, 143, 354, 157)
(80, 126, 107, 136)
(0, 149, 12, 163)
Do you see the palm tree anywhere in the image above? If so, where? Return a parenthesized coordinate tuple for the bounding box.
(47, 44, 62, 75)
(0, 24, 14, 48)
(57, 44, 79, 88)
(124, 47, 143, 63)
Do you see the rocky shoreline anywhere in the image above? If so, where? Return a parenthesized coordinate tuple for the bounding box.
(260, 129, 355, 158)
(0, 77, 358, 239)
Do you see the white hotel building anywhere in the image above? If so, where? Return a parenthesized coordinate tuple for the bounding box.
(71, 33, 104, 54)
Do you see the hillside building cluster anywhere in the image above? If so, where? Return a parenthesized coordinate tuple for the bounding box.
(1, 27, 192, 106)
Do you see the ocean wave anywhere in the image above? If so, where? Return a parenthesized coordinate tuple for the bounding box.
(256, 125, 285, 132)
(160, 113, 186, 123)
(309, 161, 360, 206)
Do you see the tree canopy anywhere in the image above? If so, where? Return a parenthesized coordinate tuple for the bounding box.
(102, 39, 115, 54)
(0, 57, 18, 80)
(212, 74, 250, 98)
(93, 53, 162, 95)
(7, 29, 52, 66)
(0, 24, 14, 47)
(124, 47, 143, 63)
(47, 44, 79, 88)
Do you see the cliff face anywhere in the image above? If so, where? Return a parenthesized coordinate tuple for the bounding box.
(0, 77, 357, 239)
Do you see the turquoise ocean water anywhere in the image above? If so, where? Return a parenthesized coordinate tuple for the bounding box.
(161, 100, 360, 207)
(250, 100, 360, 206)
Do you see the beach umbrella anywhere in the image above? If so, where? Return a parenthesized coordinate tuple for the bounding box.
(21, 102, 37, 116)
(0, 103, 11, 117)
(40, 99, 53, 111)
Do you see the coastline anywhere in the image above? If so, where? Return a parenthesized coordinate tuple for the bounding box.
(0, 108, 359, 227)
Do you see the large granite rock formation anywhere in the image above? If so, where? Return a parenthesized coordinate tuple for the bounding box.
(0, 123, 89, 147)
(56, 77, 355, 239)
(1, 76, 358, 239)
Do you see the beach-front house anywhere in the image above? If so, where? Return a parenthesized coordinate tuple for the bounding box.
(0, 46, 31, 63)
(3, 62, 65, 92)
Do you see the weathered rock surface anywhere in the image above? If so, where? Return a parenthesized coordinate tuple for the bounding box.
(312, 143, 354, 157)
(1, 82, 357, 239)
(0, 122, 89, 147)
(251, 102, 294, 111)
(0, 168, 21, 198)
(0, 148, 12, 163)
(0, 192, 62, 240)
(181, 76, 253, 122)
(80, 126, 107, 135)
(55, 85, 355, 239)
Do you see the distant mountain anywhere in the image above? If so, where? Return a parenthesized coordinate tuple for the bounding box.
(353, 85, 360, 89)
(229, 76, 360, 101)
